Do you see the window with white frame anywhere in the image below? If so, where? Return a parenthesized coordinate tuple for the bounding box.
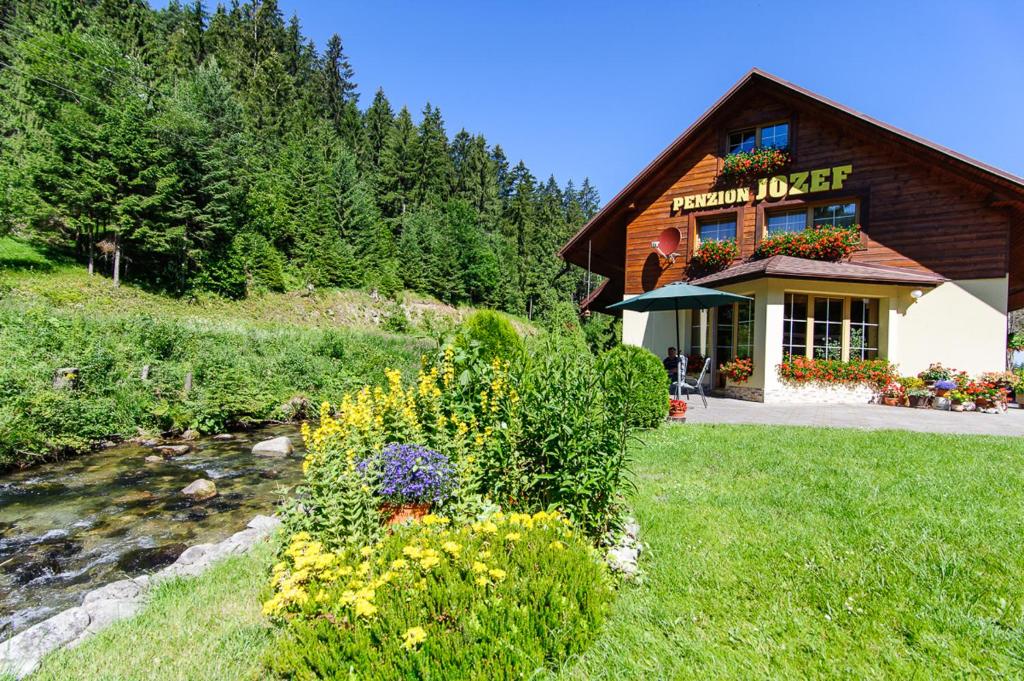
(783, 293, 883, 361)
(766, 209, 808, 235)
(759, 122, 789, 148)
(813, 297, 844, 359)
(782, 294, 808, 357)
(697, 215, 737, 243)
(849, 298, 880, 360)
(812, 202, 857, 228)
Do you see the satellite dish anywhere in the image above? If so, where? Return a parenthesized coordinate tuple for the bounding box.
(651, 227, 682, 262)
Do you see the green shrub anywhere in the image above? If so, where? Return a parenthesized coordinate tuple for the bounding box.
(455, 309, 523, 362)
(515, 337, 632, 537)
(598, 344, 669, 429)
(264, 512, 611, 680)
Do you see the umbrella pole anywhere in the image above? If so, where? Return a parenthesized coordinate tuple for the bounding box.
(675, 303, 681, 400)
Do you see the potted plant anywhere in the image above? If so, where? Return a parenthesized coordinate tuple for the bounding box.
(880, 380, 905, 406)
(370, 443, 454, 525)
(906, 387, 932, 408)
(948, 389, 968, 412)
(965, 379, 1001, 411)
(720, 357, 754, 385)
(932, 379, 956, 397)
(1014, 369, 1024, 406)
(918, 363, 953, 388)
(669, 399, 688, 421)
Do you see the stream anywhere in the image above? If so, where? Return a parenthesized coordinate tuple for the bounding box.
(0, 425, 304, 640)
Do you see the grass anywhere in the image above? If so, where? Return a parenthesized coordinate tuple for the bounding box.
(29, 544, 275, 681)
(562, 425, 1024, 679)
(28, 425, 1024, 679)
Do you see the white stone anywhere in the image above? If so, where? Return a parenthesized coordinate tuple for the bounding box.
(0, 606, 89, 678)
(247, 515, 281, 533)
(252, 436, 293, 457)
(83, 579, 141, 606)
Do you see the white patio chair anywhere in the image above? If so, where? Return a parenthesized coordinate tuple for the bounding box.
(674, 356, 711, 408)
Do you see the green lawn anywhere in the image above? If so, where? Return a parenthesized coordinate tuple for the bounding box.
(29, 425, 1024, 679)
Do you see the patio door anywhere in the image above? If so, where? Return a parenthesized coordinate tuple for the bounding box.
(714, 304, 734, 385)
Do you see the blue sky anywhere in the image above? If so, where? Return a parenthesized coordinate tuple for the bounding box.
(168, 1, 1024, 203)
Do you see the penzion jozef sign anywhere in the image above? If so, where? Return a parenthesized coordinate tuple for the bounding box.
(670, 164, 853, 213)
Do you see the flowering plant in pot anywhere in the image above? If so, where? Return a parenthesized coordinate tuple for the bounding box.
(720, 356, 753, 383)
(880, 380, 905, 406)
(918, 363, 953, 386)
(932, 379, 956, 397)
(718, 147, 791, 185)
(668, 399, 688, 419)
(751, 224, 862, 262)
(688, 239, 739, 277)
(366, 443, 455, 525)
(965, 379, 1002, 410)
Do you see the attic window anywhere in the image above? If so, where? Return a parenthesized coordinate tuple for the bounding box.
(727, 129, 756, 154)
(727, 122, 790, 153)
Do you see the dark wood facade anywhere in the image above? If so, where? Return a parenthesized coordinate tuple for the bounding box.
(561, 70, 1024, 308)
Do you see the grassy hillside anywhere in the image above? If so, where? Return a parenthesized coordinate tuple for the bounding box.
(0, 237, 526, 469)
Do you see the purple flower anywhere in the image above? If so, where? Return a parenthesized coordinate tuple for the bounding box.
(934, 380, 957, 390)
(370, 444, 454, 504)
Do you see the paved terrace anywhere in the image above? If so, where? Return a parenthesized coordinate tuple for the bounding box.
(683, 397, 1024, 437)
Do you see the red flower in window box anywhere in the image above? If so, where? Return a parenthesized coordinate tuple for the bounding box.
(688, 239, 739, 277)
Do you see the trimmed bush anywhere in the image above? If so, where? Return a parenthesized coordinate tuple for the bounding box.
(264, 512, 611, 680)
(455, 309, 523, 362)
(598, 344, 669, 429)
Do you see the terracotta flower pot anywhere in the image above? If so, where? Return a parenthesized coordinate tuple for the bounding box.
(668, 399, 688, 421)
(382, 503, 431, 526)
(882, 396, 900, 406)
(934, 387, 950, 397)
(975, 398, 994, 410)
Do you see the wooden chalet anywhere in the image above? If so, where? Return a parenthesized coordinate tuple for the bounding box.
(560, 69, 1024, 402)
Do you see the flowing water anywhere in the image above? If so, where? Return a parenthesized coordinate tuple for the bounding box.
(0, 425, 304, 640)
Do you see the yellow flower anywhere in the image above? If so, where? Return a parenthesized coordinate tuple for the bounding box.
(441, 541, 462, 557)
(403, 545, 424, 560)
(488, 568, 507, 582)
(504, 532, 521, 542)
(354, 598, 377, 618)
(471, 561, 488, 574)
(548, 540, 565, 551)
(475, 575, 489, 587)
(402, 626, 427, 650)
(479, 550, 492, 560)
(359, 546, 373, 557)
(390, 558, 408, 571)
(419, 555, 441, 570)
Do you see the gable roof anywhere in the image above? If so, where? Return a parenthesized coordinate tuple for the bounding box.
(688, 255, 948, 288)
(559, 68, 1024, 275)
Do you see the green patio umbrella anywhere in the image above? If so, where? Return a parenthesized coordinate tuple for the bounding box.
(606, 282, 752, 355)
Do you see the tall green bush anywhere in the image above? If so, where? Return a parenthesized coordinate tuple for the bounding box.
(598, 344, 670, 429)
(454, 309, 523, 362)
(515, 336, 632, 537)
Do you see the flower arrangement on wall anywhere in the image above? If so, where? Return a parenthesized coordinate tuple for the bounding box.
(718, 147, 791, 186)
(719, 357, 753, 383)
(688, 238, 739, 277)
(752, 224, 862, 262)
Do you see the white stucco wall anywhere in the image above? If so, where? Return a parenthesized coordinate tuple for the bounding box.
(890, 277, 1008, 376)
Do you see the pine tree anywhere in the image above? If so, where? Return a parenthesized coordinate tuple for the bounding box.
(378, 105, 418, 220)
(361, 87, 394, 180)
(413, 102, 453, 207)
